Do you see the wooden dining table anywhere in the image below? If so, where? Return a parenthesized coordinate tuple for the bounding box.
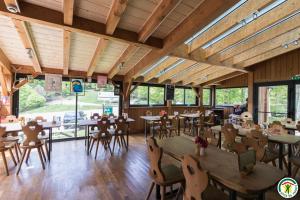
(156, 136, 286, 200)
(78, 117, 135, 155)
(211, 125, 300, 175)
(0, 121, 61, 161)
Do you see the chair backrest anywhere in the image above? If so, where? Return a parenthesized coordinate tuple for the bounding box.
(222, 123, 238, 150)
(1, 115, 18, 123)
(145, 110, 152, 116)
(22, 124, 43, 146)
(35, 116, 46, 122)
(207, 112, 215, 124)
(160, 114, 169, 129)
(115, 116, 127, 134)
(0, 127, 6, 148)
(268, 121, 287, 135)
(147, 137, 165, 183)
(171, 115, 179, 129)
(96, 117, 110, 136)
(243, 129, 268, 161)
(203, 128, 218, 147)
(182, 155, 208, 200)
(91, 113, 100, 120)
(241, 112, 253, 120)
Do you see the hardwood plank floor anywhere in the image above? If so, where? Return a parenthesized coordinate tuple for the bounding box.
(0, 134, 299, 200)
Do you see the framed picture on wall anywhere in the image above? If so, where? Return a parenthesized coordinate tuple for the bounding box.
(70, 78, 85, 96)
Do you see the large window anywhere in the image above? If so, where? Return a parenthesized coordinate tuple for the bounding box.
(130, 84, 165, 106)
(216, 87, 248, 106)
(173, 88, 197, 106)
(203, 88, 211, 106)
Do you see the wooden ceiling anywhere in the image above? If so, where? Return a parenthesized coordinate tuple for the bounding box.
(0, 0, 299, 89)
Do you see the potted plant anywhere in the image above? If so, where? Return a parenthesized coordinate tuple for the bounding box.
(194, 136, 208, 156)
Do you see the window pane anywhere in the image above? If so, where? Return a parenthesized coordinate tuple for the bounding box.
(130, 85, 148, 105)
(173, 88, 184, 105)
(216, 88, 248, 106)
(203, 89, 211, 105)
(149, 87, 164, 105)
(185, 89, 196, 105)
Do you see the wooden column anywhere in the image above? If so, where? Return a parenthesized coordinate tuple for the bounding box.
(166, 100, 172, 114)
(247, 72, 254, 114)
(198, 86, 203, 107)
(211, 85, 216, 108)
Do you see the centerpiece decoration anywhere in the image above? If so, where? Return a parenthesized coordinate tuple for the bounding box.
(194, 136, 208, 156)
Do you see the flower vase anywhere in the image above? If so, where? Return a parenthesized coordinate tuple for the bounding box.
(195, 144, 200, 155)
(200, 147, 205, 156)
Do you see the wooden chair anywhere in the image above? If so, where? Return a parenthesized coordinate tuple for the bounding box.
(145, 137, 184, 200)
(1, 115, 19, 137)
(111, 116, 128, 152)
(17, 123, 46, 175)
(195, 113, 205, 136)
(203, 128, 219, 147)
(0, 127, 17, 176)
(182, 155, 227, 200)
(205, 112, 215, 128)
(242, 129, 288, 168)
(90, 113, 101, 132)
(34, 116, 46, 122)
(268, 121, 288, 135)
(221, 124, 247, 154)
(168, 116, 180, 136)
(155, 114, 170, 139)
(89, 118, 112, 159)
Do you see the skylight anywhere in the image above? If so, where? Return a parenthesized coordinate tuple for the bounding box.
(184, 0, 247, 44)
(140, 56, 169, 76)
(156, 59, 185, 77)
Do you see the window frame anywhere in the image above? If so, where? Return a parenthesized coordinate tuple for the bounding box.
(172, 86, 198, 106)
(129, 83, 166, 107)
(215, 86, 248, 107)
(202, 88, 211, 106)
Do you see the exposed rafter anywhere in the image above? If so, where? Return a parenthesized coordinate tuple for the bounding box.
(63, 30, 71, 75)
(106, 0, 128, 35)
(108, 44, 139, 79)
(138, 0, 182, 42)
(0, 66, 9, 96)
(193, 70, 235, 86)
(157, 60, 195, 83)
(0, 1, 162, 49)
(200, 71, 245, 86)
(87, 38, 109, 77)
(182, 67, 221, 85)
(0, 48, 12, 75)
(63, 0, 74, 25)
(11, 72, 40, 93)
(143, 57, 179, 82)
(12, 19, 42, 73)
(124, 0, 239, 82)
(3, 0, 20, 12)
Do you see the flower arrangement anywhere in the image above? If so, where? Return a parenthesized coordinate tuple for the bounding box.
(195, 136, 208, 148)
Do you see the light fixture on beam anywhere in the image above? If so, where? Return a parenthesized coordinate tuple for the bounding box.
(282, 38, 299, 49)
(26, 48, 33, 59)
(6, 3, 20, 13)
(118, 62, 125, 70)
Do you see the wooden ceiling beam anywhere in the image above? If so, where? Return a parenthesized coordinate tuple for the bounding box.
(202, 0, 300, 58)
(182, 66, 220, 85)
(108, 44, 139, 79)
(0, 48, 12, 75)
(87, 38, 109, 77)
(3, 0, 20, 12)
(200, 71, 245, 86)
(225, 27, 300, 66)
(0, 1, 162, 49)
(157, 60, 196, 83)
(188, 0, 273, 52)
(214, 14, 300, 62)
(143, 57, 180, 82)
(171, 63, 211, 84)
(63, 0, 74, 25)
(63, 30, 71, 75)
(12, 19, 42, 73)
(124, 0, 239, 82)
(138, 0, 182, 42)
(0, 66, 9, 96)
(193, 69, 235, 86)
(106, 0, 128, 35)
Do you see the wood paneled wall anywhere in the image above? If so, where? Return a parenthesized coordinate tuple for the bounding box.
(218, 73, 248, 88)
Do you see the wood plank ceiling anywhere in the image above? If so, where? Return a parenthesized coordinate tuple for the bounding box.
(0, 0, 298, 89)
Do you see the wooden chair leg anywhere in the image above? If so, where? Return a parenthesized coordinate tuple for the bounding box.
(160, 186, 166, 200)
(1, 151, 9, 176)
(95, 140, 100, 159)
(44, 142, 49, 161)
(145, 182, 155, 200)
(14, 144, 20, 162)
(107, 140, 113, 156)
(8, 148, 17, 166)
(271, 160, 276, 167)
(25, 148, 31, 164)
(17, 148, 27, 175)
(37, 147, 45, 170)
(40, 145, 47, 162)
(112, 136, 117, 152)
(292, 166, 299, 178)
(89, 139, 95, 153)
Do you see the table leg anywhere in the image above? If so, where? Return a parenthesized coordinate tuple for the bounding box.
(229, 190, 237, 200)
(84, 126, 87, 147)
(155, 184, 160, 199)
(279, 143, 283, 170)
(178, 118, 181, 136)
(288, 144, 292, 176)
(258, 192, 265, 200)
(126, 123, 129, 151)
(218, 131, 222, 149)
(48, 128, 52, 161)
(144, 121, 147, 139)
(87, 125, 90, 155)
(152, 123, 155, 137)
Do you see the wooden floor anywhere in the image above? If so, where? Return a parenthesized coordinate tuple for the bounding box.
(0, 135, 299, 200)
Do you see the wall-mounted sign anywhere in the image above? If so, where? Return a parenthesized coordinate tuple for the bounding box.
(292, 75, 300, 80)
(45, 74, 62, 92)
(71, 78, 85, 95)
